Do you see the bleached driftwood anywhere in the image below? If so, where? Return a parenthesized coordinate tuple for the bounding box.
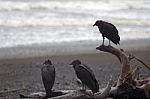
(96, 45, 150, 99)
(18, 78, 113, 99)
(96, 45, 130, 86)
(128, 54, 150, 71)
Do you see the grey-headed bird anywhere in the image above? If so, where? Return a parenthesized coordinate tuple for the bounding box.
(93, 20, 120, 45)
(70, 60, 99, 94)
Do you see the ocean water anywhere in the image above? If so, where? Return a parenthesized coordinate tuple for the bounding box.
(0, 0, 150, 59)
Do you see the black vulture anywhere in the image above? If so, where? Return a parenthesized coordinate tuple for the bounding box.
(93, 20, 120, 45)
(41, 59, 55, 98)
(70, 60, 99, 94)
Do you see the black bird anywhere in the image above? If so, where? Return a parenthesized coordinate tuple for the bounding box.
(93, 20, 120, 45)
(70, 60, 99, 93)
(41, 59, 55, 98)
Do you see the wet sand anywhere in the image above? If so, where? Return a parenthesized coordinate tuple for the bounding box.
(0, 48, 150, 94)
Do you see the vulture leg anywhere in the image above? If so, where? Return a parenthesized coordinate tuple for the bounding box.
(81, 84, 86, 91)
(83, 84, 86, 91)
(102, 36, 105, 45)
(109, 40, 111, 46)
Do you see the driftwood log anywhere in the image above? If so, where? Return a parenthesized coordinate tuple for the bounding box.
(96, 45, 149, 99)
(96, 45, 130, 86)
(18, 78, 113, 99)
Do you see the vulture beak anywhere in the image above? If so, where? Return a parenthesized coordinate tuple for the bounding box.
(69, 63, 73, 65)
(43, 62, 46, 65)
(93, 24, 96, 26)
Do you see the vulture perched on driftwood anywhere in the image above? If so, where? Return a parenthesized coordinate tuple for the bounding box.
(93, 20, 120, 45)
(70, 59, 99, 94)
(41, 59, 55, 98)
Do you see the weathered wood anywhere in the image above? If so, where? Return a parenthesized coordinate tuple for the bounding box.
(51, 90, 93, 99)
(18, 78, 113, 99)
(95, 77, 113, 99)
(139, 81, 150, 99)
(128, 54, 150, 71)
(96, 45, 121, 62)
(96, 45, 149, 99)
(96, 45, 130, 86)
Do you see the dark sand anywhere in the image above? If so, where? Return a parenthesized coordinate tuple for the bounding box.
(0, 49, 150, 94)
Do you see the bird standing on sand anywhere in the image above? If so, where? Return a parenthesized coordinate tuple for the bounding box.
(70, 60, 99, 94)
(93, 20, 120, 45)
(41, 59, 55, 98)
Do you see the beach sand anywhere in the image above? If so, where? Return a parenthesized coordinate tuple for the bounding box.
(0, 48, 150, 96)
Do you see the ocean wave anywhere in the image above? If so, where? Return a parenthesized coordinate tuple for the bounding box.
(0, 0, 149, 11)
(0, 1, 113, 11)
(0, 0, 149, 27)
(0, 18, 149, 27)
(0, 18, 92, 27)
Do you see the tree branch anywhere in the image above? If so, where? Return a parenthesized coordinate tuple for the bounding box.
(129, 54, 150, 71)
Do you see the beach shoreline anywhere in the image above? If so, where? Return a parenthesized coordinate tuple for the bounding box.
(0, 38, 150, 60)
